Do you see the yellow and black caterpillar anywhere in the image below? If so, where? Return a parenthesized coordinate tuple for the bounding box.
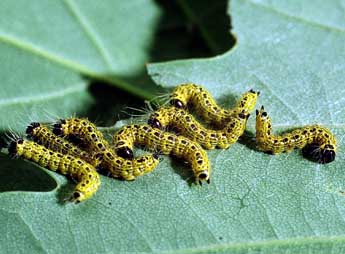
(8, 139, 100, 203)
(112, 124, 211, 184)
(170, 83, 259, 126)
(53, 118, 110, 155)
(26, 122, 100, 166)
(256, 106, 336, 164)
(53, 118, 160, 180)
(148, 106, 247, 149)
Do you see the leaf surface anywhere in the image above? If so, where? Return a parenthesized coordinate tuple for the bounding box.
(0, 0, 160, 132)
(1, 0, 345, 253)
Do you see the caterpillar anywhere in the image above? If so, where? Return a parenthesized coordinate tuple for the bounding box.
(169, 83, 259, 126)
(100, 149, 159, 181)
(148, 106, 248, 149)
(53, 118, 160, 180)
(26, 122, 101, 166)
(53, 118, 109, 155)
(255, 106, 336, 164)
(8, 139, 100, 203)
(112, 124, 211, 185)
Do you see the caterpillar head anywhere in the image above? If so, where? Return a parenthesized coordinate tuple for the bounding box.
(8, 138, 24, 158)
(234, 89, 260, 115)
(319, 144, 336, 164)
(52, 119, 66, 136)
(196, 170, 210, 185)
(238, 111, 250, 121)
(71, 191, 84, 204)
(116, 147, 134, 159)
(26, 122, 41, 137)
(170, 99, 185, 109)
(169, 84, 192, 109)
(302, 143, 336, 164)
(147, 116, 162, 129)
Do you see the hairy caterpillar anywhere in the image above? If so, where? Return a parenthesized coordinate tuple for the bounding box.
(26, 122, 101, 166)
(8, 139, 100, 203)
(148, 106, 248, 149)
(53, 118, 109, 154)
(112, 124, 211, 184)
(170, 83, 259, 126)
(256, 106, 336, 164)
(53, 118, 160, 180)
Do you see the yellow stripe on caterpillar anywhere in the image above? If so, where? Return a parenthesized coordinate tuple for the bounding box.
(113, 124, 211, 185)
(53, 118, 109, 154)
(8, 139, 100, 203)
(148, 106, 247, 149)
(170, 83, 259, 126)
(26, 122, 100, 166)
(255, 106, 336, 164)
(53, 118, 159, 180)
(100, 149, 159, 181)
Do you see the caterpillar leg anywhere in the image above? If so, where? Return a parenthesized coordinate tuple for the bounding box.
(256, 106, 336, 163)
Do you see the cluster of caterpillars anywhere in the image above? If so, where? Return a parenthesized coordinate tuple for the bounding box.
(6, 83, 336, 203)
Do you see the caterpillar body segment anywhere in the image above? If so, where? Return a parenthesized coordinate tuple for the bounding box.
(148, 107, 247, 149)
(26, 122, 100, 166)
(255, 106, 336, 164)
(113, 124, 211, 184)
(53, 118, 109, 154)
(53, 118, 159, 180)
(170, 83, 259, 126)
(101, 149, 159, 181)
(8, 139, 100, 203)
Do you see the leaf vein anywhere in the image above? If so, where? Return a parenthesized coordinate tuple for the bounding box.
(0, 33, 152, 100)
(62, 0, 114, 69)
(247, 0, 345, 33)
(0, 83, 87, 107)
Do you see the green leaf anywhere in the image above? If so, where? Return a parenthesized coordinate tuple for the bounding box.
(0, 0, 161, 132)
(1, 1, 345, 254)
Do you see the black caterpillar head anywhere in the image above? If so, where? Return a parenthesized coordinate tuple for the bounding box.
(116, 147, 134, 160)
(53, 119, 65, 136)
(170, 99, 184, 109)
(148, 117, 162, 129)
(302, 143, 336, 164)
(26, 122, 41, 137)
(8, 138, 24, 156)
(196, 170, 210, 185)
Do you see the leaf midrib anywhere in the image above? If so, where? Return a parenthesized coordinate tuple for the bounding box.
(159, 235, 345, 254)
(62, 0, 113, 69)
(0, 5, 155, 101)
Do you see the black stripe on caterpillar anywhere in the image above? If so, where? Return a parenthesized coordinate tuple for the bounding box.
(53, 118, 160, 180)
(112, 124, 211, 185)
(8, 139, 100, 203)
(170, 83, 259, 126)
(148, 106, 248, 149)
